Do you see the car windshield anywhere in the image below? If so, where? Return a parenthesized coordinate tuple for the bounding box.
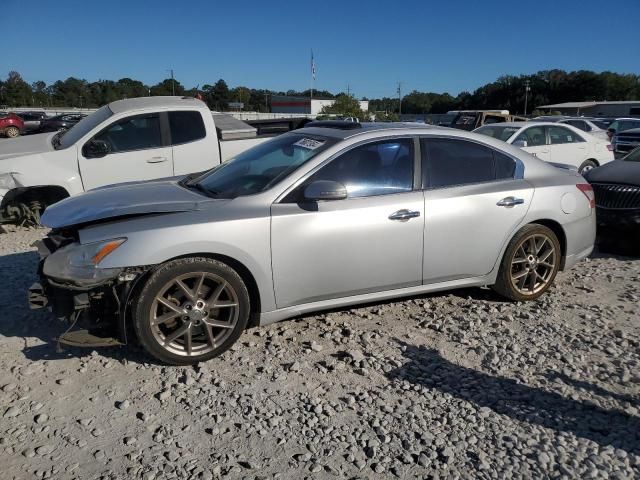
(625, 148, 640, 162)
(187, 133, 335, 198)
(56, 105, 113, 150)
(474, 125, 520, 141)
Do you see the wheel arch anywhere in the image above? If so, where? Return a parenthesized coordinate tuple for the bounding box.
(526, 219, 568, 269)
(1, 185, 71, 223)
(125, 252, 263, 336)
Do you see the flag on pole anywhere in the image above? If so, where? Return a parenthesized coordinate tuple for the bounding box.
(311, 50, 316, 80)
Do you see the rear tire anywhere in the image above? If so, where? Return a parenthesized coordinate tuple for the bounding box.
(133, 257, 250, 365)
(5, 126, 20, 138)
(578, 159, 597, 174)
(492, 224, 561, 301)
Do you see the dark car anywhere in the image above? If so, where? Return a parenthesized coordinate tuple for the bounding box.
(585, 147, 640, 255)
(38, 113, 87, 133)
(613, 128, 640, 155)
(605, 118, 640, 142)
(0, 112, 25, 138)
(17, 111, 48, 134)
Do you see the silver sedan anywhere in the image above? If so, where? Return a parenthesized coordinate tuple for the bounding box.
(31, 122, 596, 365)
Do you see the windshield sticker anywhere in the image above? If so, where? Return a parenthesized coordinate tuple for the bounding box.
(293, 138, 326, 150)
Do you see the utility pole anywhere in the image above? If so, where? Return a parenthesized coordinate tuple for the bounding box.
(264, 92, 269, 112)
(168, 69, 175, 96)
(347, 84, 351, 97)
(524, 79, 531, 116)
(397, 82, 403, 115)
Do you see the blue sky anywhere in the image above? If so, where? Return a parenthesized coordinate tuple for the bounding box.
(4, 0, 639, 98)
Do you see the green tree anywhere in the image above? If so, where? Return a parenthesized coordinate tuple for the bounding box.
(319, 94, 367, 120)
(150, 78, 185, 96)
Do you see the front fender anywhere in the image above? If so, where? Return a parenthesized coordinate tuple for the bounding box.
(79, 211, 277, 312)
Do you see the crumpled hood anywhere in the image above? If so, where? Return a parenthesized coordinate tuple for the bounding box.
(41, 179, 220, 229)
(0, 132, 56, 160)
(585, 160, 640, 186)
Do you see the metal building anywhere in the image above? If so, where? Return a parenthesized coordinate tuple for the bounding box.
(537, 101, 640, 117)
(271, 95, 369, 115)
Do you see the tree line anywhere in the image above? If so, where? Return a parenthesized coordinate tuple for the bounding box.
(1, 69, 638, 114)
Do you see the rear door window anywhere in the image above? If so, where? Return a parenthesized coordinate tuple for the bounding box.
(169, 111, 206, 145)
(421, 138, 515, 189)
(514, 127, 546, 147)
(548, 126, 585, 144)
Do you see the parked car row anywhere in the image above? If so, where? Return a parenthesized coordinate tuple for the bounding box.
(0, 111, 87, 137)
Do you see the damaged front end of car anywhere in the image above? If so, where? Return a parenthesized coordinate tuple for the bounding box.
(28, 229, 150, 348)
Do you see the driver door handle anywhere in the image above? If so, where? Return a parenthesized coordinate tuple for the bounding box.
(389, 209, 421, 221)
(147, 156, 168, 163)
(497, 197, 525, 208)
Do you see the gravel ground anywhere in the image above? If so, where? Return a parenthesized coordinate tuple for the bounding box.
(0, 227, 638, 479)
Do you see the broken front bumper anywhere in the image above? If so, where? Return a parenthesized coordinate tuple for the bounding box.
(28, 238, 145, 347)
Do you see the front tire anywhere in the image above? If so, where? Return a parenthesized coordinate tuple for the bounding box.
(492, 224, 561, 301)
(133, 257, 250, 365)
(5, 126, 20, 138)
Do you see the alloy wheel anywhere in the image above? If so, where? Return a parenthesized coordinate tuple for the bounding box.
(509, 233, 557, 295)
(149, 272, 239, 357)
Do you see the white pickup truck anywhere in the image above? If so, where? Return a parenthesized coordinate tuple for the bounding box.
(0, 96, 307, 224)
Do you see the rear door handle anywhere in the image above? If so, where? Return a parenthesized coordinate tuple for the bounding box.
(497, 197, 525, 208)
(389, 209, 421, 221)
(147, 156, 168, 163)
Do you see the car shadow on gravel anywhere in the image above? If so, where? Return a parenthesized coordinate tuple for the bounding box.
(387, 341, 640, 455)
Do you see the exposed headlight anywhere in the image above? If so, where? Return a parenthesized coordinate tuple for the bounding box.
(43, 238, 127, 285)
(0, 173, 17, 190)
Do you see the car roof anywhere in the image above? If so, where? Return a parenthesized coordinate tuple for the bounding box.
(109, 96, 206, 114)
(297, 122, 442, 140)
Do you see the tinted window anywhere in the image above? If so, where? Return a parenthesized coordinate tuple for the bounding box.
(548, 126, 584, 144)
(92, 114, 162, 153)
(565, 120, 588, 131)
(308, 139, 414, 198)
(169, 111, 206, 145)
(422, 138, 515, 188)
(484, 115, 506, 124)
(494, 151, 517, 179)
(475, 125, 520, 141)
(515, 127, 546, 147)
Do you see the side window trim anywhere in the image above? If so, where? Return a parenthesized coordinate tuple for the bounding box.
(277, 135, 418, 203)
(420, 135, 523, 190)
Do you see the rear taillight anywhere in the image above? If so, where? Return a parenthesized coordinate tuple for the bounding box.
(606, 144, 614, 151)
(577, 183, 595, 208)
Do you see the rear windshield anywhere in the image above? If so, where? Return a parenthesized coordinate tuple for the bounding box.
(475, 125, 520, 142)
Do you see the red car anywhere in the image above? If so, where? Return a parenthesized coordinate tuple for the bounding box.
(0, 112, 24, 138)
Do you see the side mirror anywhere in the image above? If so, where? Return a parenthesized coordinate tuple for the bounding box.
(303, 180, 348, 201)
(83, 139, 111, 158)
(513, 139, 528, 148)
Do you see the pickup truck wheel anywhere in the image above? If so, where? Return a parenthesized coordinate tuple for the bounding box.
(492, 224, 561, 302)
(133, 257, 250, 365)
(5, 126, 20, 138)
